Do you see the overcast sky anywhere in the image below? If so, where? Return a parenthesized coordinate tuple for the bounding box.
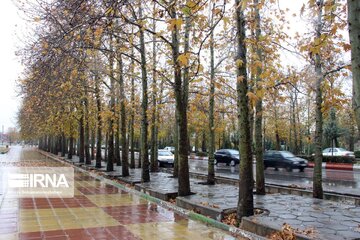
(0, 0, 24, 132)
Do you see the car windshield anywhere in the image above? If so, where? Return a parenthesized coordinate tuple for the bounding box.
(227, 150, 239, 156)
(280, 151, 295, 158)
(338, 148, 347, 152)
(159, 151, 172, 156)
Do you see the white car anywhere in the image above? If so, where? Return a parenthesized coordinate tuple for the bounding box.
(157, 150, 174, 167)
(164, 146, 175, 153)
(322, 148, 355, 158)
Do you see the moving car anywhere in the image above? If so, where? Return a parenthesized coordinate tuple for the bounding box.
(322, 148, 355, 158)
(263, 150, 308, 172)
(214, 149, 240, 166)
(157, 149, 174, 167)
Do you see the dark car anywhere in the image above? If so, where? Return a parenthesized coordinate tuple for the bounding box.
(263, 150, 308, 172)
(214, 149, 240, 166)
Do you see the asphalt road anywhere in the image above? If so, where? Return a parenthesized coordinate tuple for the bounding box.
(188, 159, 360, 196)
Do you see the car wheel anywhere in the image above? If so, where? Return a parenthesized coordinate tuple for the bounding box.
(286, 166, 293, 172)
(299, 167, 304, 172)
(230, 160, 236, 166)
(214, 159, 217, 165)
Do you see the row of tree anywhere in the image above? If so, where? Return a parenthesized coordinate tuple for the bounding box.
(17, 0, 359, 221)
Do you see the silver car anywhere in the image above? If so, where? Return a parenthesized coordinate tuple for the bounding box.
(158, 150, 174, 167)
(322, 148, 355, 158)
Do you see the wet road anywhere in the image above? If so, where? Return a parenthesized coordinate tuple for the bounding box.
(188, 160, 360, 196)
(0, 146, 241, 240)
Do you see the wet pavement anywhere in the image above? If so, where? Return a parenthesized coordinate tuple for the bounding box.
(0, 146, 244, 240)
(55, 155, 360, 239)
(188, 160, 360, 196)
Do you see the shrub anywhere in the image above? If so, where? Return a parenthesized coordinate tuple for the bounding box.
(296, 155, 355, 164)
(355, 150, 360, 158)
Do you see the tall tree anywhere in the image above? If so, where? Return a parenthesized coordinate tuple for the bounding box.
(207, 2, 216, 185)
(313, 0, 325, 199)
(235, 0, 254, 220)
(348, 0, 360, 137)
(139, 1, 150, 182)
(253, 0, 265, 195)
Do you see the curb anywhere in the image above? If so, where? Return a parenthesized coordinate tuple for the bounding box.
(307, 162, 360, 171)
(39, 150, 265, 240)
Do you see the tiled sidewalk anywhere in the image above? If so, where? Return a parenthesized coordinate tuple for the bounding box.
(0, 147, 242, 240)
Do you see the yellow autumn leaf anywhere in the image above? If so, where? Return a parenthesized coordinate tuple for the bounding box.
(177, 53, 190, 66)
(237, 75, 244, 83)
(247, 92, 259, 106)
(167, 18, 183, 31)
(187, 0, 196, 8)
(235, 59, 243, 67)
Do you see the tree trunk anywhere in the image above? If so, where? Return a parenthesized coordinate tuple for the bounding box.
(79, 115, 85, 163)
(254, 0, 265, 195)
(106, 40, 115, 172)
(150, 7, 159, 172)
(68, 136, 73, 160)
(95, 75, 102, 168)
(235, 0, 254, 220)
(173, 110, 179, 178)
(313, 0, 324, 199)
(91, 128, 95, 160)
(348, 0, 360, 138)
(118, 53, 129, 177)
(130, 44, 136, 169)
(84, 97, 91, 165)
(207, 15, 216, 185)
(139, 2, 150, 182)
(115, 117, 121, 166)
(170, 6, 191, 196)
(61, 132, 66, 157)
(274, 102, 281, 151)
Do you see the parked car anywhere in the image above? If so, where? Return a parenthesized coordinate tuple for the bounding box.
(157, 150, 174, 167)
(164, 146, 175, 153)
(214, 149, 240, 166)
(263, 150, 308, 172)
(322, 148, 355, 158)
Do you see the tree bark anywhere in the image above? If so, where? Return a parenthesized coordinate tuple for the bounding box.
(61, 132, 66, 157)
(173, 109, 179, 178)
(348, 0, 360, 138)
(91, 128, 95, 160)
(235, 0, 254, 220)
(207, 14, 216, 185)
(79, 115, 85, 163)
(95, 74, 102, 168)
(106, 40, 115, 172)
(254, 0, 265, 195)
(84, 96, 91, 165)
(150, 7, 159, 172)
(118, 53, 129, 177)
(313, 0, 324, 199)
(68, 136, 73, 160)
(171, 7, 191, 196)
(139, 2, 150, 182)
(130, 44, 136, 169)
